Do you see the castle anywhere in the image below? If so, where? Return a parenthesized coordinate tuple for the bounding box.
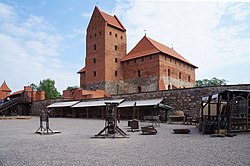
(78, 7, 197, 95)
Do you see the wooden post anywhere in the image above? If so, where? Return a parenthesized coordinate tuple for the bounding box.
(60, 108, 62, 117)
(72, 109, 75, 118)
(101, 107, 104, 119)
(133, 102, 136, 120)
(227, 92, 231, 133)
(137, 107, 139, 120)
(217, 94, 222, 131)
(208, 95, 211, 121)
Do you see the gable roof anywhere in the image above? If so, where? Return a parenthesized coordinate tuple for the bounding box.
(95, 6, 126, 31)
(121, 36, 197, 68)
(77, 67, 85, 74)
(0, 81, 11, 92)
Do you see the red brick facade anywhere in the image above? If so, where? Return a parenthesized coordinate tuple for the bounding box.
(78, 7, 197, 95)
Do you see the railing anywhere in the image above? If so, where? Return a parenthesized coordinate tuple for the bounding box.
(0, 97, 27, 113)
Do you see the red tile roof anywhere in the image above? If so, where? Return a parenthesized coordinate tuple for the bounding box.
(77, 67, 85, 74)
(0, 81, 11, 92)
(0, 91, 6, 100)
(96, 7, 126, 31)
(8, 90, 24, 97)
(122, 36, 197, 68)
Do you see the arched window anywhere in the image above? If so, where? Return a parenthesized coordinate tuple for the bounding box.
(188, 75, 191, 82)
(94, 44, 96, 51)
(179, 72, 182, 79)
(93, 71, 96, 77)
(115, 71, 118, 76)
(93, 58, 96, 63)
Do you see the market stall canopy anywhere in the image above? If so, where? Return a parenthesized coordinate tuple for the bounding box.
(154, 103, 172, 111)
(47, 101, 79, 108)
(117, 98, 163, 108)
(72, 99, 124, 108)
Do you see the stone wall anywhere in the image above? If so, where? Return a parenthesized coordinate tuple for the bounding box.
(31, 98, 69, 116)
(31, 84, 250, 117)
(112, 84, 250, 117)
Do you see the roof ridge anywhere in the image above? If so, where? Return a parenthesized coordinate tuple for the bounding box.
(145, 36, 197, 68)
(0, 81, 11, 92)
(114, 15, 126, 31)
(96, 7, 125, 31)
(144, 36, 162, 52)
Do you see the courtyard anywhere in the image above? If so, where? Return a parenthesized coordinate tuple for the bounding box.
(0, 117, 249, 166)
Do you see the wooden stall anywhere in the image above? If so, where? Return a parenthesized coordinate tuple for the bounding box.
(200, 89, 250, 134)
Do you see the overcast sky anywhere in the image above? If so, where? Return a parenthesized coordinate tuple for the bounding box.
(0, 0, 250, 93)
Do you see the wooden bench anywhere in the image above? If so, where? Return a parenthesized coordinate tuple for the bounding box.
(143, 116, 161, 126)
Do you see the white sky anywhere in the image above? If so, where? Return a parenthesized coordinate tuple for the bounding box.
(0, 0, 250, 93)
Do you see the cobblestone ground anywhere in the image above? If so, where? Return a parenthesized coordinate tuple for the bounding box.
(0, 117, 249, 166)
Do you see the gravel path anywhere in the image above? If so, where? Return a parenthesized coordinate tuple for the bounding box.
(0, 117, 249, 166)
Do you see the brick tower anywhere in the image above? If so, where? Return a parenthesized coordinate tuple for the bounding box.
(78, 7, 126, 94)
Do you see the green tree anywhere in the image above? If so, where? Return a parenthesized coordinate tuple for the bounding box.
(30, 79, 61, 99)
(195, 77, 227, 87)
(66, 86, 79, 90)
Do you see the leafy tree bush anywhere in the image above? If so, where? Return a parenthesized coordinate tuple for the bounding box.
(195, 77, 227, 87)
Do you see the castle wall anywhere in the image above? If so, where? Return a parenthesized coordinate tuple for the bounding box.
(31, 84, 250, 118)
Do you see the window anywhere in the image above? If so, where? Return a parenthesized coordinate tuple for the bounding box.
(138, 70, 141, 77)
(115, 58, 118, 63)
(188, 75, 191, 82)
(93, 71, 96, 77)
(94, 33, 96, 37)
(121, 36, 123, 39)
(93, 58, 96, 63)
(179, 72, 182, 79)
(138, 86, 142, 93)
(109, 31, 112, 35)
(94, 44, 96, 51)
(99, 32, 101, 35)
(83, 71, 85, 76)
(150, 55, 152, 60)
(134, 59, 136, 63)
(141, 57, 144, 62)
(115, 45, 118, 51)
(168, 69, 171, 76)
(168, 85, 171, 90)
(115, 71, 118, 76)
(115, 34, 117, 38)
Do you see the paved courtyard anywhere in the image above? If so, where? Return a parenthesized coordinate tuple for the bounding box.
(0, 117, 249, 166)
